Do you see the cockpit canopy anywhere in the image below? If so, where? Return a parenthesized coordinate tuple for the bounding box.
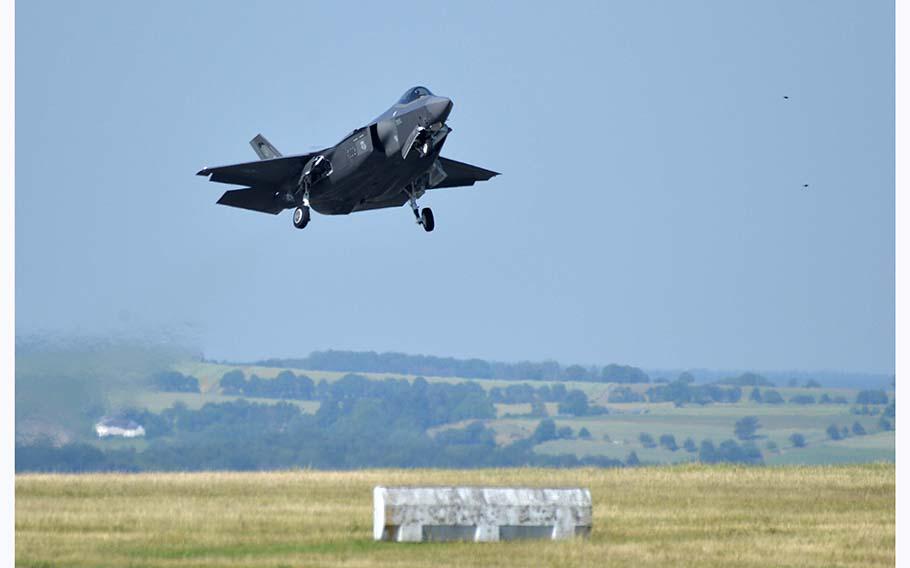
(397, 86, 433, 105)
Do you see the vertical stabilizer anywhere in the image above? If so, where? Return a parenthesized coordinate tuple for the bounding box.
(250, 134, 283, 160)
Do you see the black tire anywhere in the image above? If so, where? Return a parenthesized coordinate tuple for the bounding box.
(421, 207, 435, 232)
(293, 206, 310, 229)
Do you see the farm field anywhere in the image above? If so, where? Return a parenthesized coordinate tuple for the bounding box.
(109, 361, 894, 467)
(15, 464, 894, 568)
(511, 404, 893, 465)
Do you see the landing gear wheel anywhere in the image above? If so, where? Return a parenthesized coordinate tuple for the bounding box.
(293, 206, 310, 229)
(420, 207, 435, 232)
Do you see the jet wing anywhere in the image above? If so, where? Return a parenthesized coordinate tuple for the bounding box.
(216, 187, 286, 215)
(430, 157, 499, 189)
(197, 153, 317, 187)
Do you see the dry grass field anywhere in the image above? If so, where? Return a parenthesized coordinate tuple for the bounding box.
(16, 464, 893, 568)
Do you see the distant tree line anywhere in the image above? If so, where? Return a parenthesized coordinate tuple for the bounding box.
(217, 369, 864, 413)
(716, 372, 775, 387)
(15, 387, 623, 472)
(646, 380, 742, 406)
(217, 370, 607, 418)
(247, 350, 652, 384)
(855, 390, 889, 405)
(150, 371, 200, 393)
(220, 370, 314, 400)
(488, 383, 567, 404)
(698, 439, 763, 465)
(608, 387, 645, 403)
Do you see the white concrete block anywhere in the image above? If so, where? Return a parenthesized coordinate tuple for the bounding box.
(373, 486, 592, 542)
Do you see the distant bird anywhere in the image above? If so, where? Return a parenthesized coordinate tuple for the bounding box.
(802, 184, 809, 189)
(783, 95, 790, 100)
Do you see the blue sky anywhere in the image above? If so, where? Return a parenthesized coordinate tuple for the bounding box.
(15, 1, 894, 373)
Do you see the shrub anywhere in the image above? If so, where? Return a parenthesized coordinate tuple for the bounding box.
(698, 440, 716, 462)
(734, 416, 761, 440)
(557, 390, 590, 416)
(578, 427, 592, 440)
(659, 434, 678, 451)
(639, 433, 656, 448)
(219, 370, 246, 395)
(531, 419, 557, 443)
(563, 365, 591, 381)
(699, 439, 763, 464)
(683, 437, 697, 452)
(878, 416, 893, 431)
(762, 390, 784, 404)
(717, 439, 763, 464)
(856, 390, 889, 405)
(678, 372, 696, 384)
(153, 371, 200, 393)
(789, 433, 807, 448)
(851, 422, 866, 436)
(718, 372, 774, 387)
(790, 394, 815, 405)
(826, 424, 842, 440)
(529, 401, 548, 418)
(749, 388, 762, 403)
(602, 364, 650, 384)
(608, 386, 645, 403)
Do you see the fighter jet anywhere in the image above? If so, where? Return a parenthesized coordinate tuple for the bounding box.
(197, 86, 498, 231)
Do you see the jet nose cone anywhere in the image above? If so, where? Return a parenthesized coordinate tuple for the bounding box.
(428, 97, 453, 123)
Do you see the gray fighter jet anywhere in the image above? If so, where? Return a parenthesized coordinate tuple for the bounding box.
(197, 86, 498, 231)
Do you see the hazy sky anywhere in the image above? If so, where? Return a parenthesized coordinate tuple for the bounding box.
(16, 1, 894, 373)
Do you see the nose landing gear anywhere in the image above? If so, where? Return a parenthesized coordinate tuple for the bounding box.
(406, 181, 435, 232)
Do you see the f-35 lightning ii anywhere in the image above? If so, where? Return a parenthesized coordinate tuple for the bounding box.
(197, 86, 498, 232)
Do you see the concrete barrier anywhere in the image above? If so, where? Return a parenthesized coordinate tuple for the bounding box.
(373, 486, 592, 542)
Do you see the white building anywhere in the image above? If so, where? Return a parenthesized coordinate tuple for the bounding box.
(94, 417, 146, 438)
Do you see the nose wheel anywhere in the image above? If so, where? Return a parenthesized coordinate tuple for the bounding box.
(293, 206, 310, 229)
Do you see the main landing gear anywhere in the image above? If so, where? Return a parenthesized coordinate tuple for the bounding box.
(293, 206, 310, 229)
(420, 207, 435, 232)
(292, 176, 312, 230)
(291, 154, 332, 230)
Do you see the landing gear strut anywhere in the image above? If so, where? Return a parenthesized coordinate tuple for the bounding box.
(291, 155, 331, 230)
(292, 170, 313, 230)
(406, 182, 434, 232)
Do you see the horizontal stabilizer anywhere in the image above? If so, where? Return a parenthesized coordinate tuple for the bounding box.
(430, 157, 499, 189)
(217, 187, 287, 215)
(250, 134, 282, 160)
